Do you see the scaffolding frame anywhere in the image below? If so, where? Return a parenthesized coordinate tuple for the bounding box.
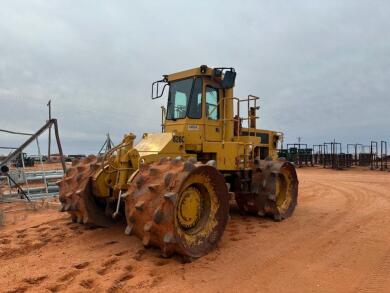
(0, 119, 66, 200)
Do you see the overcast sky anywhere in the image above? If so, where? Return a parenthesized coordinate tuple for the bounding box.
(0, 0, 389, 155)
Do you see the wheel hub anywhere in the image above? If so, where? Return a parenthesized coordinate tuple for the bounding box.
(276, 174, 289, 211)
(177, 187, 202, 230)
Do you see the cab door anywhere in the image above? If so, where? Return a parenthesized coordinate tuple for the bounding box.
(204, 85, 222, 141)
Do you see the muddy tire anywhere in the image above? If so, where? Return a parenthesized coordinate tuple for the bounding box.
(124, 157, 229, 258)
(235, 159, 298, 221)
(58, 155, 112, 226)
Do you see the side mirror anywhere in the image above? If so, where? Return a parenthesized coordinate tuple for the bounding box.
(151, 77, 168, 99)
(221, 70, 236, 89)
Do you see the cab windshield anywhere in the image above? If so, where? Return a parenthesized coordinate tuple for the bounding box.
(166, 78, 202, 120)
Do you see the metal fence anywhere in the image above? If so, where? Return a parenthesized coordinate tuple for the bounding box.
(279, 139, 389, 171)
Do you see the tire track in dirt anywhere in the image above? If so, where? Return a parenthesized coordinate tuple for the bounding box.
(225, 178, 385, 290)
(355, 248, 390, 293)
(0, 218, 86, 260)
(297, 180, 328, 203)
(350, 182, 390, 205)
(242, 175, 390, 292)
(199, 179, 343, 289)
(287, 181, 383, 258)
(44, 242, 166, 292)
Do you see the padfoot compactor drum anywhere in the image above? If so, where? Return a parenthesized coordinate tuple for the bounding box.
(58, 65, 298, 259)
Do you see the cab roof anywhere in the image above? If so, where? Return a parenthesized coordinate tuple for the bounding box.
(165, 65, 214, 82)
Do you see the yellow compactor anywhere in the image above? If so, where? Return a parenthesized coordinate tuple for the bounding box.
(59, 65, 298, 258)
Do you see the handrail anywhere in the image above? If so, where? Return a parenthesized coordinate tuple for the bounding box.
(160, 106, 166, 132)
(221, 97, 240, 143)
(221, 95, 260, 143)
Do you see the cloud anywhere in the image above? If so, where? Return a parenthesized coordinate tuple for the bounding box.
(0, 0, 389, 155)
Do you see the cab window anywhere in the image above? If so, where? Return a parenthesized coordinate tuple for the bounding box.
(166, 78, 193, 120)
(206, 86, 219, 120)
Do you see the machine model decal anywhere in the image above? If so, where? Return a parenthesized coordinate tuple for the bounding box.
(173, 135, 185, 143)
(187, 125, 200, 131)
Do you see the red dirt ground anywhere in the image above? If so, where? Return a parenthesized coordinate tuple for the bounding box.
(0, 167, 389, 293)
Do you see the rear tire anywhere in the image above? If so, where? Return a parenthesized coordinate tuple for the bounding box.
(235, 159, 298, 221)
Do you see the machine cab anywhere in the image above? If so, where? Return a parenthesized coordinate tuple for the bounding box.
(152, 65, 236, 150)
(151, 65, 281, 169)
